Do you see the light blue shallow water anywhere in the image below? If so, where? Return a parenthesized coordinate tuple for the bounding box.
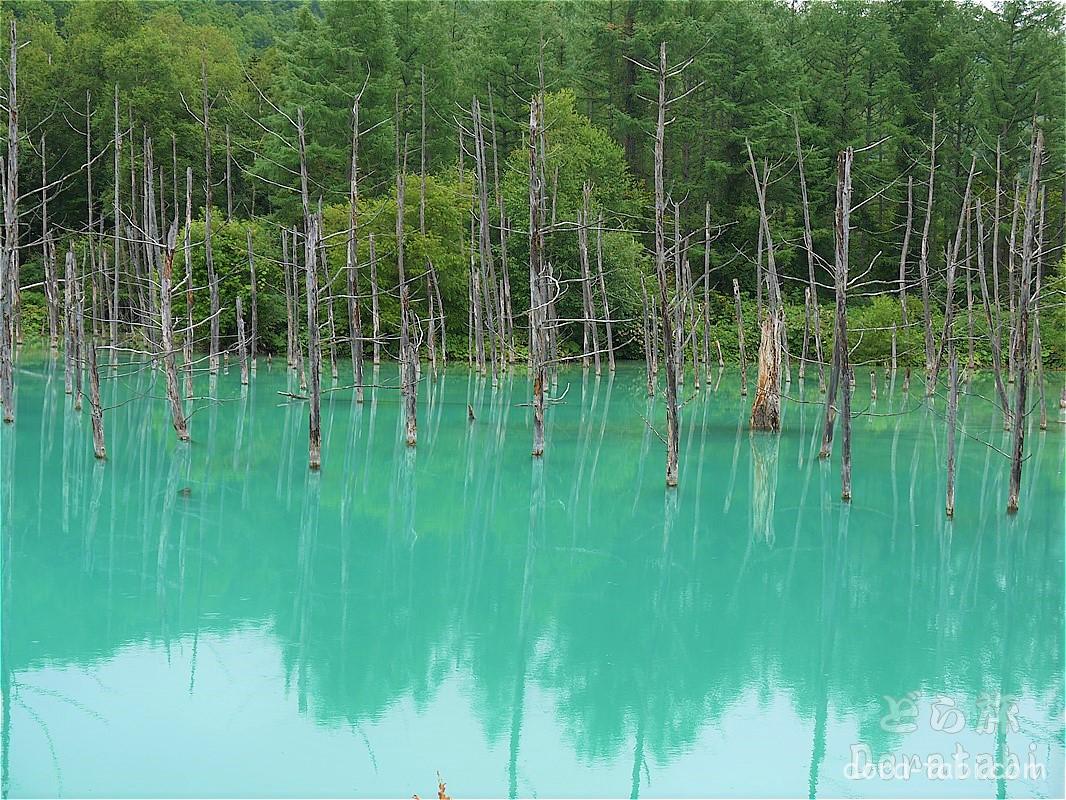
(1, 357, 1063, 798)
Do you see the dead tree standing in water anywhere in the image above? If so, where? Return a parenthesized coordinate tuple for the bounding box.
(397, 133, 417, 447)
(820, 148, 854, 459)
(945, 344, 958, 517)
(734, 279, 748, 396)
(236, 295, 249, 386)
(88, 340, 105, 459)
(1007, 129, 1043, 513)
(160, 222, 189, 440)
(347, 96, 365, 401)
(530, 92, 548, 457)
(746, 140, 783, 432)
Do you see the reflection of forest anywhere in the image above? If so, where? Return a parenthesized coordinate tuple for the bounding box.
(2, 362, 1063, 786)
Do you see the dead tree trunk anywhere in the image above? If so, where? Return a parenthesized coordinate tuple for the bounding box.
(183, 167, 194, 399)
(63, 246, 74, 396)
(88, 341, 105, 459)
(734, 279, 748, 396)
(369, 233, 381, 365)
(819, 148, 853, 458)
(641, 275, 654, 396)
(794, 113, 825, 391)
(1007, 129, 1042, 513)
(41, 135, 59, 350)
(977, 199, 1008, 418)
(596, 212, 615, 372)
(305, 215, 321, 470)
(397, 134, 417, 447)
(111, 87, 121, 353)
(0, 20, 18, 423)
(347, 96, 364, 401)
(488, 87, 513, 363)
(918, 113, 936, 394)
(236, 295, 249, 386)
(654, 42, 680, 487)
(201, 60, 220, 374)
(530, 92, 547, 457)
(840, 363, 852, 501)
(945, 344, 958, 517)
(578, 182, 600, 374)
(898, 175, 913, 327)
(747, 141, 783, 431)
(160, 222, 189, 440)
(247, 229, 258, 371)
(702, 203, 711, 384)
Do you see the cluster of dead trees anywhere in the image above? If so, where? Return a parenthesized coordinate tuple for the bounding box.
(0, 22, 1057, 516)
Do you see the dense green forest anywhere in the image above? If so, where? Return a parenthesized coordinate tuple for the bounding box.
(7, 0, 1066, 366)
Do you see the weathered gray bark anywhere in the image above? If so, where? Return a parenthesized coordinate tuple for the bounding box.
(111, 87, 121, 353)
(596, 213, 615, 372)
(640, 275, 654, 396)
(840, 364, 852, 501)
(0, 20, 17, 423)
(160, 222, 189, 440)
(819, 148, 853, 459)
(41, 135, 58, 350)
(529, 93, 547, 457)
(225, 124, 233, 222)
(794, 113, 825, 391)
(734, 279, 748, 396)
(654, 42, 680, 487)
(236, 294, 249, 386)
(917, 113, 936, 393)
(977, 198, 1009, 419)
(1007, 130, 1042, 514)
(347, 96, 364, 402)
(578, 182, 600, 374)
(305, 215, 321, 470)
(702, 203, 711, 383)
(488, 86, 513, 362)
(88, 341, 105, 459)
(201, 61, 220, 374)
(931, 155, 976, 383)
(369, 232, 381, 365)
(247, 229, 257, 371)
(183, 167, 194, 400)
(945, 344, 958, 517)
(898, 175, 913, 327)
(397, 133, 417, 447)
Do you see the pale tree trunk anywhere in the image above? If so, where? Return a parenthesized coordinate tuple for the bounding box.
(530, 93, 547, 457)
(369, 233, 381, 365)
(397, 133, 417, 447)
(641, 275, 654, 396)
(88, 341, 106, 459)
(347, 96, 364, 401)
(794, 113, 825, 391)
(918, 113, 936, 393)
(596, 213, 615, 372)
(160, 223, 189, 440)
(734, 279, 747, 396)
(820, 148, 853, 459)
(1007, 129, 1042, 514)
(0, 20, 17, 423)
(945, 344, 958, 517)
(42, 135, 59, 350)
(183, 168, 194, 400)
(236, 295, 249, 386)
(898, 175, 912, 327)
(578, 182, 600, 374)
(247, 229, 258, 371)
(305, 215, 321, 470)
(654, 42, 680, 487)
(931, 155, 976, 384)
(488, 86, 513, 363)
(201, 60, 220, 374)
(977, 199, 1008, 420)
(111, 87, 121, 353)
(702, 203, 711, 384)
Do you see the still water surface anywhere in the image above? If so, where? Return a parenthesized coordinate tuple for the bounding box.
(2, 357, 1063, 798)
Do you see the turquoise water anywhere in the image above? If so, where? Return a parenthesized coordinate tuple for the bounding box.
(1, 356, 1063, 798)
